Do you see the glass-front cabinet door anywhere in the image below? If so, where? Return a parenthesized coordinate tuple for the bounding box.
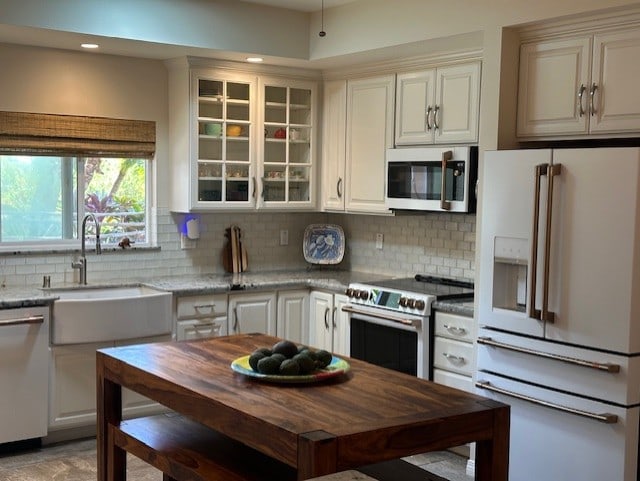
(195, 74, 255, 208)
(258, 78, 316, 209)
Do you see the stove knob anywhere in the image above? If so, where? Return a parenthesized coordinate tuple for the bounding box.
(399, 297, 408, 307)
(407, 298, 416, 309)
(346, 288, 354, 298)
(415, 300, 426, 310)
(359, 290, 370, 300)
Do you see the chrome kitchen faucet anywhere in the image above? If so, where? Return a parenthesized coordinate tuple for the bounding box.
(71, 214, 102, 285)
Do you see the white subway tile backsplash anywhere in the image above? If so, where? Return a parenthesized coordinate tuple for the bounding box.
(0, 210, 476, 287)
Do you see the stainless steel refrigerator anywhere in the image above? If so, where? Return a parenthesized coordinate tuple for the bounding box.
(476, 147, 640, 481)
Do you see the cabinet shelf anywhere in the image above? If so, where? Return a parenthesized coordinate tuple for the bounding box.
(265, 102, 310, 110)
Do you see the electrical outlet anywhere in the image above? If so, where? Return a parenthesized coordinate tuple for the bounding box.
(280, 229, 289, 246)
(180, 234, 197, 250)
(375, 233, 383, 250)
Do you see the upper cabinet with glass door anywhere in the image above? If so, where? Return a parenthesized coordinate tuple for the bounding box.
(258, 78, 316, 209)
(195, 74, 255, 208)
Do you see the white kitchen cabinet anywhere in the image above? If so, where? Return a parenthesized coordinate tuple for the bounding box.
(175, 293, 228, 341)
(395, 62, 480, 145)
(167, 58, 319, 212)
(228, 291, 277, 335)
(309, 291, 349, 356)
(321, 79, 347, 211)
(517, 26, 640, 138)
(48, 335, 169, 432)
(432, 311, 474, 392)
(276, 289, 309, 345)
(344, 75, 395, 214)
(258, 77, 317, 209)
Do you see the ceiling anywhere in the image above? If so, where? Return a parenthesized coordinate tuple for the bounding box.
(237, 0, 358, 12)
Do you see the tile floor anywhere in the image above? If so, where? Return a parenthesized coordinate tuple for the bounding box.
(0, 437, 473, 481)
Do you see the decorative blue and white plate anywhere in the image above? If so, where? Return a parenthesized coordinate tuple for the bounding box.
(303, 224, 345, 265)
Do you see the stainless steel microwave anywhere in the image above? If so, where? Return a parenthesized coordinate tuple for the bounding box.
(385, 146, 477, 213)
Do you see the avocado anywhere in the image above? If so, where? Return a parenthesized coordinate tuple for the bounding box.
(257, 355, 281, 375)
(272, 340, 299, 359)
(315, 349, 333, 369)
(248, 351, 267, 371)
(293, 353, 316, 374)
(279, 358, 301, 375)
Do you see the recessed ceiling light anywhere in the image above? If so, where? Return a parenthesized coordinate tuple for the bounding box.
(246, 57, 263, 63)
(81, 43, 99, 49)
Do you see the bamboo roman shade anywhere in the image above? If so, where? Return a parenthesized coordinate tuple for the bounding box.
(0, 111, 156, 158)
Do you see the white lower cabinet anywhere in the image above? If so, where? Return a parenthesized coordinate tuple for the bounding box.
(309, 291, 349, 356)
(175, 293, 228, 341)
(276, 289, 309, 345)
(48, 335, 169, 432)
(228, 291, 277, 335)
(432, 310, 474, 457)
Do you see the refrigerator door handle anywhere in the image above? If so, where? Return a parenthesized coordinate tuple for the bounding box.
(528, 163, 547, 320)
(440, 150, 453, 210)
(475, 381, 618, 424)
(541, 163, 562, 322)
(477, 337, 621, 373)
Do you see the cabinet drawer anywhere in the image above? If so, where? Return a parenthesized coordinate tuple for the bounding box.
(434, 311, 474, 342)
(433, 368, 473, 393)
(433, 336, 474, 376)
(176, 294, 227, 319)
(176, 318, 227, 341)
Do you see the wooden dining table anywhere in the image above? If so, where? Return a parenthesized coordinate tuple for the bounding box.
(97, 333, 509, 481)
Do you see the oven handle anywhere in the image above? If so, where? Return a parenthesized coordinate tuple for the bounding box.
(341, 305, 419, 327)
(475, 381, 618, 424)
(477, 337, 620, 373)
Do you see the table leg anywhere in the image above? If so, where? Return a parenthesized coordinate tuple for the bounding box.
(475, 405, 510, 481)
(297, 430, 338, 480)
(97, 354, 124, 481)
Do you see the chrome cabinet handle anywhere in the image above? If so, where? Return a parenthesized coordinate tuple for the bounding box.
(260, 178, 265, 200)
(233, 307, 239, 332)
(0, 315, 44, 327)
(477, 337, 620, 373)
(433, 105, 440, 130)
(337, 177, 343, 198)
(440, 150, 452, 210)
(193, 303, 215, 314)
(426, 106, 433, 131)
(252, 176, 256, 199)
(577, 84, 586, 117)
(332, 307, 337, 328)
(442, 352, 466, 364)
(443, 324, 467, 336)
(589, 83, 598, 116)
(323, 307, 330, 329)
(476, 381, 618, 424)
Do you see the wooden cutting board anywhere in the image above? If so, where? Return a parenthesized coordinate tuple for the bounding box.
(222, 225, 248, 273)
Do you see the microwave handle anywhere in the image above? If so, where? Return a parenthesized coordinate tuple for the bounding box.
(440, 150, 452, 210)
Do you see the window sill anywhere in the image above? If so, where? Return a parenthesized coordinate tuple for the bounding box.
(0, 245, 161, 256)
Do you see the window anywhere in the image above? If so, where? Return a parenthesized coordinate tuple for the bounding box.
(0, 111, 155, 250)
(0, 155, 148, 247)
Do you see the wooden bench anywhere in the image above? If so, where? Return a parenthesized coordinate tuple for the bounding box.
(110, 412, 447, 481)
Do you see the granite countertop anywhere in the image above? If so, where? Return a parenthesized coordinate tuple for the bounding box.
(0, 269, 475, 317)
(0, 269, 391, 309)
(432, 298, 475, 317)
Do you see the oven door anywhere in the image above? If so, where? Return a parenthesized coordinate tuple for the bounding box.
(342, 305, 428, 379)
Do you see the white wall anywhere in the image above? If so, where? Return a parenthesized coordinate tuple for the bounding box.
(0, 0, 310, 59)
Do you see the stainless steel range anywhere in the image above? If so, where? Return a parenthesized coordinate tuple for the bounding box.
(344, 275, 473, 379)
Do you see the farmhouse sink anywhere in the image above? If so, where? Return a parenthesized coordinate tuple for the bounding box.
(51, 285, 172, 344)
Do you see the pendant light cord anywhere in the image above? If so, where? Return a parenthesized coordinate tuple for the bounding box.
(319, 0, 326, 37)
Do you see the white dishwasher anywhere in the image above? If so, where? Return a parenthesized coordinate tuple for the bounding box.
(0, 306, 49, 444)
